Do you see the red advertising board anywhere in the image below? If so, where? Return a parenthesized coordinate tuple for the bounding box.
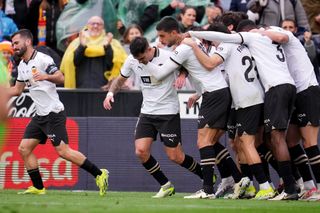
(0, 118, 79, 189)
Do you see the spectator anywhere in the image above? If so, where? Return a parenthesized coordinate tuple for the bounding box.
(39, 0, 67, 55)
(200, 3, 223, 29)
(220, 11, 248, 32)
(247, 0, 310, 33)
(2, 0, 42, 45)
(0, 41, 16, 86)
(121, 24, 144, 55)
(0, 0, 18, 41)
(300, 0, 320, 34)
(117, 0, 161, 35)
(183, 0, 209, 23)
(281, 19, 320, 82)
(120, 24, 144, 90)
(159, 1, 208, 24)
(159, 0, 185, 19)
(60, 16, 127, 89)
(229, 0, 250, 12)
(178, 6, 198, 33)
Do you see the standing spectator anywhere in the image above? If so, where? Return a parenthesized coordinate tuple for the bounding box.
(3, 0, 42, 45)
(0, 41, 15, 85)
(120, 24, 144, 90)
(183, 0, 209, 23)
(301, 0, 320, 34)
(39, 0, 66, 55)
(178, 6, 198, 33)
(200, 3, 223, 29)
(159, 0, 185, 19)
(229, 0, 250, 12)
(0, 0, 18, 41)
(281, 19, 320, 82)
(60, 16, 127, 89)
(121, 24, 144, 55)
(116, 0, 163, 35)
(247, 0, 310, 33)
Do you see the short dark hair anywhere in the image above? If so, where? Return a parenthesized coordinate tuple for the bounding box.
(129, 37, 149, 57)
(281, 19, 297, 28)
(11, 29, 33, 44)
(221, 11, 247, 31)
(156, 16, 180, 33)
(236, 19, 257, 32)
(208, 22, 231, 34)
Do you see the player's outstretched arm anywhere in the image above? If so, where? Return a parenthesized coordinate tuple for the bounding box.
(258, 30, 289, 44)
(182, 38, 223, 71)
(189, 31, 243, 44)
(143, 59, 178, 81)
(103, 76, 127, 110)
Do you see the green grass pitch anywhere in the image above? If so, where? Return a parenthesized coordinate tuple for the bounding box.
(0, 190, 319, 213)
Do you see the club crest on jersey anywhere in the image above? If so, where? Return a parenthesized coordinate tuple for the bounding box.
(217, 46, 224, 51)
(174, 50, 179, 55)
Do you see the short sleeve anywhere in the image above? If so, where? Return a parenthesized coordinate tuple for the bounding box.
(238, 32, 255, 45)
(16, 63, 24, 82)
(214, 43, 231, 61)
(42, 54, 58, 74)
(170, 44, 190, 65)
(120, 55, 134, 78)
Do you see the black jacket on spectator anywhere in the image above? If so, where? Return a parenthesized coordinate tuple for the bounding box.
(4, 0, 41, 44)
(73, 44, 114, 88)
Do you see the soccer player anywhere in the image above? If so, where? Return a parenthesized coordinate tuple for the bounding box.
(103, 37, 204, 198)
(141, 17, 250, 199)
(182, 22, 275, 200)
(258, 26, 320, 200)
(7, 29, 109, 196)
(187, 19, 299, 200)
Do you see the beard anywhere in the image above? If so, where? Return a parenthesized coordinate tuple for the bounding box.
(14, 46, 27, 58)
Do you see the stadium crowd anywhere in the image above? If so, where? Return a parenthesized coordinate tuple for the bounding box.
(1, 0, 320, 201)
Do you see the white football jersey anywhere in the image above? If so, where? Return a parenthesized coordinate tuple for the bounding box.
(215, 42, 264, 109)
(269, 26, 318, 93)
(17, 50, 64, 116)
(170, 42, 228, 93)
(239, 32, 295, 92)
(121, 47, 179, 115)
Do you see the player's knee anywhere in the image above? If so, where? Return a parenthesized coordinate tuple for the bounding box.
(135, 147, 149, 160)
(18, 144, 31, 156)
